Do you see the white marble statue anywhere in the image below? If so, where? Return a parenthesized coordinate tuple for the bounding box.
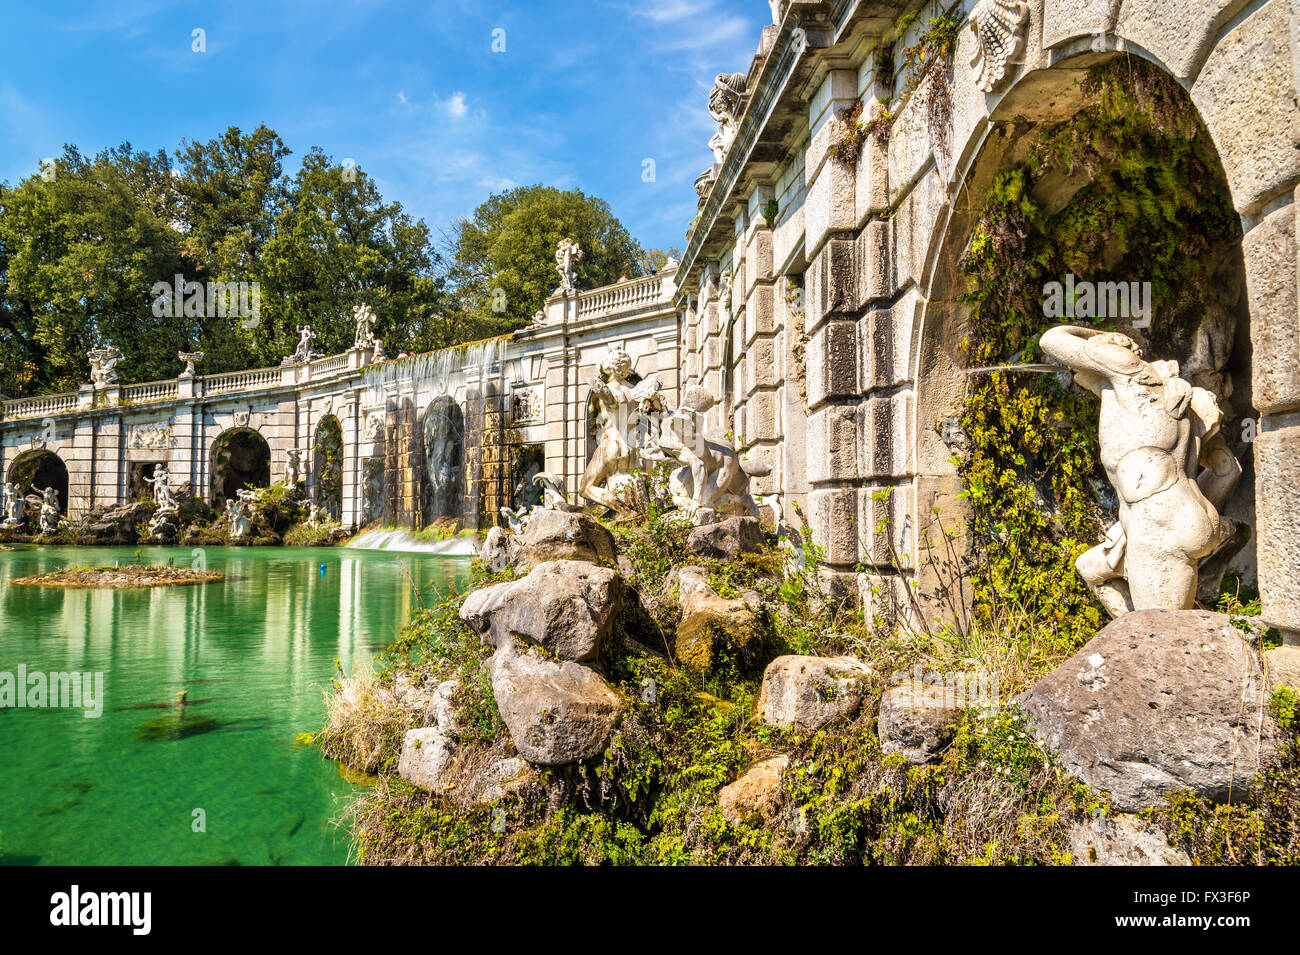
(353, 303, 378, 349)
(88, 346, 123, 389)
(1, 482, 26, 527)
(578, 345, 658, 521)
(1040, 325, 1242, 617)
(225, 498, 253, 541)
(145, 464, 180, 537)
(500, 505, 529, 535)
(707, 72, 747, 163)
(284, 326, 318, 365)
(641, 383, 770, 524)
(145, 464, 177, 510)
(555, 239, 583, 294)
(38, 486, 60, 534)
(532, 472, 571, 510)
(285, 448, 304, 486)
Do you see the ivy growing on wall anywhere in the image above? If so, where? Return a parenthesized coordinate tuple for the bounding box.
(957, 57, 1240, 643)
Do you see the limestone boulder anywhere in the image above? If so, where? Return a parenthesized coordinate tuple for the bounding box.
(687, 516, 765, 560)
(397, 727, 458, 794)
(489, 641, 624, 766)
(719, 755, 789, 826)
(461, 756, 533, 806)
(1067, 814, 1190, 867)
(460, 560, 622, 664)
(757, 654, 873, 732)
(1264, 644, 1300, 692)
(517, 507, 617, 569)
(1017, 609, 1279, 812)
(673, 566, 764, 673)
(877, 677, 963, 764)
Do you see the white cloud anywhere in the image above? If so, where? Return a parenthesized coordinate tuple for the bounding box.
(446, 91, 467, 118)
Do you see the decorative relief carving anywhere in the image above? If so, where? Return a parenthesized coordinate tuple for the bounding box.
(128, 425, 173, 450)
(969, 0, 1030, 93)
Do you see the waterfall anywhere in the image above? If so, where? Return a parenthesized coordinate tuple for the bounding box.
(358, 337, 509, 533)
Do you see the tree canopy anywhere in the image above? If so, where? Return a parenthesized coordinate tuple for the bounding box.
(0, 128, 654, 398)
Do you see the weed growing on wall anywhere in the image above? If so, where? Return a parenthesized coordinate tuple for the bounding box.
(958, 57, 1239, 641)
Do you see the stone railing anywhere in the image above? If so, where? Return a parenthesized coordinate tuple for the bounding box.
(578, 273, 671, 319)
(307, 353, 350, 377)
(202, 366, 282, 395)
(122, 379, 178, 404)
(3, 392, 78, 421)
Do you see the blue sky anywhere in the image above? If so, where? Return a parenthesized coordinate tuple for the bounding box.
(0, 0, 763, 254)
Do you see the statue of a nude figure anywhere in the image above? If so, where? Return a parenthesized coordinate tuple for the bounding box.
(1040, 326, 1241, 617)
(579, 346, 657, 521)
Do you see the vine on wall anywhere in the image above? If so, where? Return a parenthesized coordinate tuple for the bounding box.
(957, 57, 1240, 644)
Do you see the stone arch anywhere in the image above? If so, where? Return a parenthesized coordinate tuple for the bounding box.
(909, 48, 1253, 624)
(422, 396, 464, 525)
(7, 448, 69, 511)
(312, 414, 344, 519)
(210, 427, 271, 506)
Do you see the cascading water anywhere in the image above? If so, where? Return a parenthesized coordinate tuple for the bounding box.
(347, 337, 509, 553)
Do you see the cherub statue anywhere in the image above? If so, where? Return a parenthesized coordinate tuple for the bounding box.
(1040, 325, 1241, 617)
(555, 239, 583, 294)
(578, 346, 658, 521)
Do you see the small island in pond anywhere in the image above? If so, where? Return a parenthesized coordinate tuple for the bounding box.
(12, 564, 225, 588)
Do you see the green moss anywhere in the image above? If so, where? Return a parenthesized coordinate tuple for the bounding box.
(958, 57, 1237, 643)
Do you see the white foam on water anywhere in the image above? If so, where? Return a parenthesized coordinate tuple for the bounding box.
(345, 529, 477, 556)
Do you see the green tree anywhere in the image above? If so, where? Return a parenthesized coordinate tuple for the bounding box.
(0, 144, 190, 395)
(447, 184, 649, 331)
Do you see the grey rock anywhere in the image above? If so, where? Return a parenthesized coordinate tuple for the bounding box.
(878, 677, 963, 764)
(1017, 609, 1279, 812)
(460, 559, 622, 663)
(687, 516, 765, 560)
(1265, 643, 1300, 692)
(673, 566, 763, 673)
(1068, 814, 1190, 866)
(757, 654, 872, 732)
(397, 727, 458, 794)
(517, 507, 617, 569)
(489, 640, 624, 765)
(462, 757, 532, 806)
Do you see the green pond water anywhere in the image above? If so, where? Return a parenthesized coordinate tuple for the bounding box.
(0, 544, 470, 866)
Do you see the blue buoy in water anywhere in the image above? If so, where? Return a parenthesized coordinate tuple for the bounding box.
(320, 563, 327, 577)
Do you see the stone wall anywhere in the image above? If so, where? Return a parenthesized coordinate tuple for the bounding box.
(675, 0, 1300, 633)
